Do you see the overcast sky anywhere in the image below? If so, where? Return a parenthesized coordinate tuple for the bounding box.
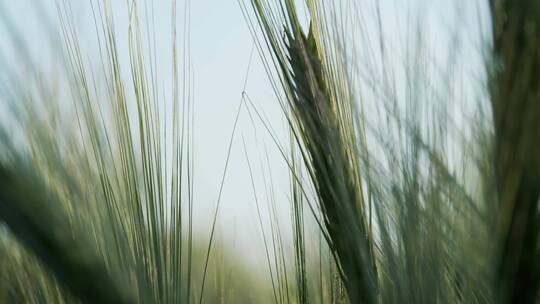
(0, 0, 490, 272)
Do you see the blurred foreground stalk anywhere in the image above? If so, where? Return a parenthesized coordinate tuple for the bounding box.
(491, 0, 540, 302)
(0, 164, 134, 304)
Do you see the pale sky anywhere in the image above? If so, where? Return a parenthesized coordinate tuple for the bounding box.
(0, 0, 490, 274)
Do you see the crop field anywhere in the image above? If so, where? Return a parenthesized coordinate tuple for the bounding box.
(1, 0, 539, 303)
